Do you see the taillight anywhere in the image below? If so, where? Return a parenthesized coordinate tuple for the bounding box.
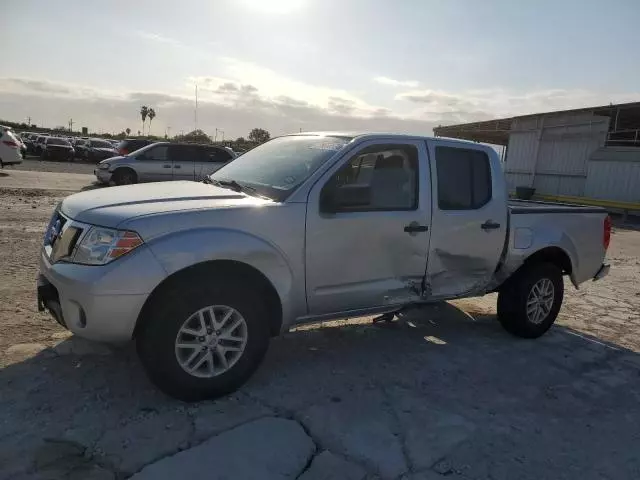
(2, 140, 18, 148)
(603, 215, 611, 250)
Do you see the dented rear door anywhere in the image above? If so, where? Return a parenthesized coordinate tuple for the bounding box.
(424, 139, 508, 298)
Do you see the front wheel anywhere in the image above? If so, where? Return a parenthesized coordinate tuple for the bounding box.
(497, 263, 564, 338)
(112, 169, 137, 185)
(136, 275, 271, 401)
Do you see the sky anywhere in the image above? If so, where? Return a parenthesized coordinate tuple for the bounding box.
(2, 0, 639, 139)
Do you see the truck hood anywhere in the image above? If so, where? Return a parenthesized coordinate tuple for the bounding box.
(61, 181, 270, 227)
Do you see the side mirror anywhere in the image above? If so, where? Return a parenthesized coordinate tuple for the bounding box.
(321, 184, 371, 213)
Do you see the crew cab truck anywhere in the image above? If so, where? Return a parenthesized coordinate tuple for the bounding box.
(37, 133, 611, 401)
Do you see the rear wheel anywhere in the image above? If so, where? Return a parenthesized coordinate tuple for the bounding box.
(497, 263, 564, 338)
(136, 273, 271, 401)
(112, 168, 137, 185)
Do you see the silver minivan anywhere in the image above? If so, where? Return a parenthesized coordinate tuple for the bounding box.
(95, 142, 236, 185)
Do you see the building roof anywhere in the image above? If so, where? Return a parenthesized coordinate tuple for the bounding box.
(433, 101, 640, 146)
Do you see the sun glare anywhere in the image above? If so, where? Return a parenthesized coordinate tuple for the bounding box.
(240, 0, 305, 14)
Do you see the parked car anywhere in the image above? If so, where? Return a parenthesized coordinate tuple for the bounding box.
(95, 142, 236, 185)
(37, 132, 611, 401)
(0, 125, 23, 166)
(41, 137, 75, 161)
(14, 133, 28, 158)
(115, 138, 153, 156)
(22, 133, 38, 155)
(71, 138, 86, 158)
(78, 138, 117, 162)
(34, 135, 49, 155)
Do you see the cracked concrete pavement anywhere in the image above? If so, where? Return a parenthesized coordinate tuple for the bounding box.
(1, 176, 640, 479)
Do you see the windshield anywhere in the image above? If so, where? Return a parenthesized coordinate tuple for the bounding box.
(209, 135, 351, 201)
(91, 140, 113, 148)
(130, 142, 161, 156)
(47, 138, 70, 146)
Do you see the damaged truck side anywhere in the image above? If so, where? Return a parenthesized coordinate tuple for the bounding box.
(37, 132, 611, 401)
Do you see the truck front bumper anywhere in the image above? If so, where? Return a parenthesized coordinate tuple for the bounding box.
(593, 263, 610, 282)
(37, 245, 166, 343)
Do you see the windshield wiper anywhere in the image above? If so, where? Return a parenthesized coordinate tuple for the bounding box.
(208, 178, 262, 196)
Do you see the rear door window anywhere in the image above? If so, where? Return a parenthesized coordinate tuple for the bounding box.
(203, 147, 233, 163)
(170, 145, 201, 163)
(435, 146, 492, 210)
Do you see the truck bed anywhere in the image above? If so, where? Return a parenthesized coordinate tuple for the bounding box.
(508, 199, 605, 215)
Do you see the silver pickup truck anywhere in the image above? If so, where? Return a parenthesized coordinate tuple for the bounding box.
(37, 132, 610, 401)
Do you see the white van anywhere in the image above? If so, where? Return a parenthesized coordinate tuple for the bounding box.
(0, 125, 23, 167)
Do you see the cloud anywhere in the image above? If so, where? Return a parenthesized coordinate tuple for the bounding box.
(396, 87, 639, 123)
(216, 57, 379, 115)
(373, 76, 420, 88)
(215, 82, 239, 93)
(327, 96, 356, 116)
(239, 0, 306, 15)
(134, 31, 183, 47)
(0, 77, 438, 138)
(3, 74, 636, 139)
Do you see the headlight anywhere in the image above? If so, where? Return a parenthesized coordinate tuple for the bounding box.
(73, 227, 143, 265)
(98, 163, 110, 170)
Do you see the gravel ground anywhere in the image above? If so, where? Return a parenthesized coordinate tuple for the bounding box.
(1, 186, 640, 479)
(8, 156, 98, 175)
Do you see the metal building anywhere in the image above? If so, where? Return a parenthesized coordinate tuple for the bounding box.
(433, 102, 640, 212)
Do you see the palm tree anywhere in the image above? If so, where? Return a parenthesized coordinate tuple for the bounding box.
(125, 127, 131, 136)
(147, 108, 156, 135)
(140, 106, 149, 136)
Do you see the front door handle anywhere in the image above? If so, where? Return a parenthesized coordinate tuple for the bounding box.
(481, 220, 501, 230)
(163, 164, 171, 169)
(174, 164, 181, 169)
(404, 222, 429, 233)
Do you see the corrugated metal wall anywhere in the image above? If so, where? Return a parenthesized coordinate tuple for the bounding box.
(585, 147, 640, 203)
(504, 113, 609, 197)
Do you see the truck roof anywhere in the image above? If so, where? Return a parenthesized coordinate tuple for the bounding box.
(285, 131, 481, 146)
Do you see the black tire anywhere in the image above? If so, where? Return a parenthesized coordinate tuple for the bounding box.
(497, 262, 564, 339)
(112, 168, 137, 185)
(136, 272, 271, 401)
(41, 150, 48, 161)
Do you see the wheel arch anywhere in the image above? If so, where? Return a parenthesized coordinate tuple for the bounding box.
(112, 166, 138, 182)
(134, 259, 283, 339)
(522, 246, 573, 275)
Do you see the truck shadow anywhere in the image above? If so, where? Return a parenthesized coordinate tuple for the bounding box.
(1, 302, 640, 477)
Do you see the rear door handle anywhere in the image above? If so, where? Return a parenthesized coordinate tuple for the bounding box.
(163, 164, 171, 169)
(174, 164, 181, 169)
(481, 220, 501, 230)
(404, 222, 429, 233)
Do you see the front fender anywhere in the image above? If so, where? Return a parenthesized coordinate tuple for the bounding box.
(145, 227, 297, 323)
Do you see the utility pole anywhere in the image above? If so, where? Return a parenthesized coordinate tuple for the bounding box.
(214, 128, 218, 142)
(68, 118, 74, 132)
(27, 117, 31, 127)
(195, 85, 198, 132)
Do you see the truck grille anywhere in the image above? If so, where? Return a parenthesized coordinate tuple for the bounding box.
(45, 212, 83, 263)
